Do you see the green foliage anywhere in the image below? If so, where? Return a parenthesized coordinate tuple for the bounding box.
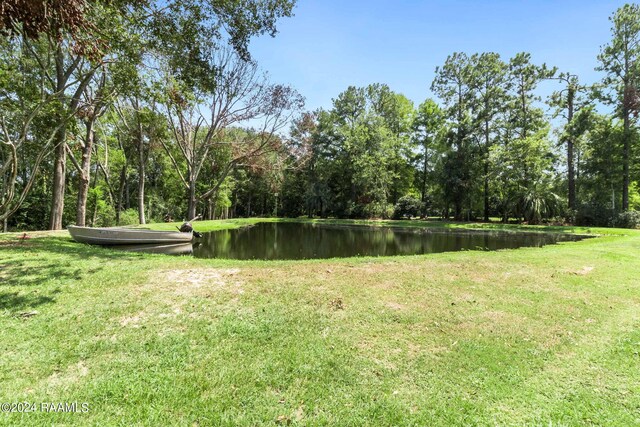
(3, 2, 640, 232)
(575, 201, 615, 227)
(412, 98, 445, 207)
(507, 52, 556, 138)
(596, 3, 640, 210)
(609, 210, 640, 228)
(629, 182, 640, 210)
(150, 0, 296, 92)
(489, 129, 558, 222)
(393, 195, 423, 219)
(86, 186, 113, 227)
(577, 115, 626, 221)
(520, 186, 562, 225)
(596, 3, 640, 109)
(118, 208, 141, 226)
(293, 84, 415, 219)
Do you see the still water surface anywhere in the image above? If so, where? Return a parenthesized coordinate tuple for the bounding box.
(186, 222, 590, 260)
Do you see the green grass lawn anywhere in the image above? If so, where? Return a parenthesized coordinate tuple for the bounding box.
(1, 219, 639, 426)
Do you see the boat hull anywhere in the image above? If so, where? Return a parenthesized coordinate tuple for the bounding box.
(68, 225, 193, 245)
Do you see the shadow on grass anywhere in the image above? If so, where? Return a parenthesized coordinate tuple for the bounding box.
(0, 236, 159, 312)
(0, 290, 56, 312)
(1, 240, 145, 289)
(2, 236, 151, 261)
(0, 261, 92, 287)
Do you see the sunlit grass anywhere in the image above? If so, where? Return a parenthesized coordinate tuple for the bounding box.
(0, 220, 638, 425)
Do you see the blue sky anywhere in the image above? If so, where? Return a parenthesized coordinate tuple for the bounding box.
(248, 0, 629, 112)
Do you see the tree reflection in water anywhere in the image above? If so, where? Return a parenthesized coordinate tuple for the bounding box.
(192, 223, 591, 260)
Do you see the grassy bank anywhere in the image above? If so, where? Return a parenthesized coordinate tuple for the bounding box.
(144, 216, 621, 235)
(1, 220, 639, 425)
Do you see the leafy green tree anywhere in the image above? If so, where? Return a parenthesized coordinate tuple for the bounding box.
(65, 69, 113, 226)
(507, 52, 556, 140)
(549, 73, 592, 212)
(412, 99, 444, 215)
(577, 114, 625, 224)
(431, 52, 478, 219)
(393, 195, 423, 219)
(1, 0, 297, 229)
(0, 37, 66, 228)
(147, 0, 295, 88)
(160, 48, 303, 220)
(596, 3, 640, 211)
(292, 84, 416, 219)
(490, 128, 559, 223)
(469, 52, 508, 220)
(367, 85, 415, 204)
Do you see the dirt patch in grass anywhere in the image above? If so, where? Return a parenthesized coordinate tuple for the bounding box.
(571, 266, 595, 275)
(164, 268, 240, 285)
(119, 311, 146, 327)
(144, 268, 244, 297)
(46, 361, 89, 388)
(112, 268, 247, 328)
(385, 301, 405, 310)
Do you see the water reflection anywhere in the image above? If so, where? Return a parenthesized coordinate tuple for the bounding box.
(191, 222, 591, 260)
(106, 242, 194, 255)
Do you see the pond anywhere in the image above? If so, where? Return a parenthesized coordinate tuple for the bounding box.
(182, 222, 590, 260)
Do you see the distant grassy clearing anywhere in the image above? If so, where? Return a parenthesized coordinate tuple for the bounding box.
(0, 220, 638, 426)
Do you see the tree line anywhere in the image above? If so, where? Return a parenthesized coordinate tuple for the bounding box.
(270, 4, 640, 228)
(1, 2, 640, 231)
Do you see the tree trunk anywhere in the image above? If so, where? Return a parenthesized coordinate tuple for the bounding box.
(483, 163, 489, 222)
(75, 122, 95, 226)
(622, 111, 630, 211)
(116, 165, 126, 225)
(49, 46, 69, 231)
(421, 142, 428, 214)
(207, 198, 214, 220)
(76, 172, 90, 226)
(231, 190, 237, 219)
(567, 86, 576, 212)
(49, 126, 66, 230)
(137, 115, 146, 224)
(483, 119, 490, 222)
(1, 175, 7, 232)
(521, 87, 528, 139)
(137, 157, 146, 224)
(206, 190, 217, 220)
(187, 179, 197, 220)
(125, 178, 130, 209)
(454, 201, 462, 221)
(567, 139, 575, 211)
(90, 155, 100, 227)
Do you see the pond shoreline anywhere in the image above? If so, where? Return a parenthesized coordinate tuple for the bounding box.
(1, 220, 639, 425)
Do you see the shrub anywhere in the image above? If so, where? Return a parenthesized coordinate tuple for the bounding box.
(393, 195, 423, 219)
(520, 188, 562, 225)
(362, 201, 394, 219)
(575, 202, 614, 227)
(118, 209, 140, 226)
(609, 210, 640, 229)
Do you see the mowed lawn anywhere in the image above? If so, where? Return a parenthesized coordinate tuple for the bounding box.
(0, 220, 639, 426)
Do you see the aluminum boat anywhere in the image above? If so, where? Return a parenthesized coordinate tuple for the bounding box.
(68, 225, 193, 245)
